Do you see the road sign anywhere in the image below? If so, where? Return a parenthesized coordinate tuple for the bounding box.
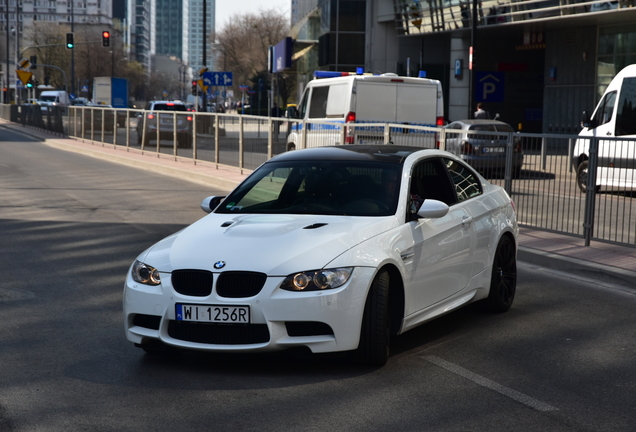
(16, 70, 33, 85)
(475, 72, 505, 103)
(203, 71, 233, 87)
(81, 85, 89, 93)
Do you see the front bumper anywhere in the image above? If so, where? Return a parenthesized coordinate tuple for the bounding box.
(123, 267, 375, 354)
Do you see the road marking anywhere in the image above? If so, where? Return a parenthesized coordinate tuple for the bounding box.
(422, 355, 558, 412)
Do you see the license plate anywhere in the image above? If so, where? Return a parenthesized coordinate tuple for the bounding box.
(484, 147, 505, 153)
(176, 304, 250, 323)
(160, 118, 174, 124)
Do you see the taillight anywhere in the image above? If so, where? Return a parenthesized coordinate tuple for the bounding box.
(345, 112, 356, 144)
(435, 117, 444, 148)
(514, 139, 523, 153)
(461, 141, 474, 155)
(147, 114, 155, 120)
(187, 115, 193, 121)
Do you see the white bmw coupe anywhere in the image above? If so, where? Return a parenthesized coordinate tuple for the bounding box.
(124, 145, 518, 365)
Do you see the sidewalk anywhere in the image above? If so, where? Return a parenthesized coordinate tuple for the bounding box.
(2, 120, 636, 290)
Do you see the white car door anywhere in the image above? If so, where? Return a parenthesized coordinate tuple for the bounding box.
(401, 157, 476, 315)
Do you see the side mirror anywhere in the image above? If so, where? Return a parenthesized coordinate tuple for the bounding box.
(287, 106, 298, 119)
(581, 110, 592, 129)
(200, 196, 226, 213)
(416, 199, 449, 219)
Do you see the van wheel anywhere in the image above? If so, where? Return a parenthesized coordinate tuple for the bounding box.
(576, 160, 600, 193)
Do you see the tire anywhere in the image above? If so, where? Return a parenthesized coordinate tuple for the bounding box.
(136, 130, 142, 145)
(355, 270, 390, 366)
(484, 235, 516, 313)
(576, 160, 600, 193)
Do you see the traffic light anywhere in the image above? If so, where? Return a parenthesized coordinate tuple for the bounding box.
(191, 81, 197, 95)
(30, 55, 36, 69)
(66, 32, 74, 49)
(102, 31, 110, 47)
(26, 79, 34, 89)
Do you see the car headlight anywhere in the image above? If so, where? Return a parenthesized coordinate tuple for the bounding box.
(131, 260, 161, 286)
(280, 267, 353, 292)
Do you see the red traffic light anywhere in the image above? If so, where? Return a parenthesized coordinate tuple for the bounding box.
(102, 31, 111, 47)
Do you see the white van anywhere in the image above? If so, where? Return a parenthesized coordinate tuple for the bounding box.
(38, 90, 70, 108)
(286, 72, 444, 150)
(573, 64, 636, 192)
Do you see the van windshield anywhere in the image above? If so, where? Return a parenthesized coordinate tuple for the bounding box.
(40, 95, 57, 102)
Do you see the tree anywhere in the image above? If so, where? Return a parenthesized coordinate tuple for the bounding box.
(215, 8, 291, 106)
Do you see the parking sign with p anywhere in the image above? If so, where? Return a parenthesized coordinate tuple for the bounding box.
(475, 72, 505, 103)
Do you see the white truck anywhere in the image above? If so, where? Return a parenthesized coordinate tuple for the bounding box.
(286, 72, 444, 150)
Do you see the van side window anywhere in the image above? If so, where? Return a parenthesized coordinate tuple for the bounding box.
(616, 78, 636, 136)
(593, 91, 616, 127)
(297, 90, 309, 119)
(309, 86, 329, 119)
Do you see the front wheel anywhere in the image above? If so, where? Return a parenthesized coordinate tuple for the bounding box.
(576, 160, 600, 193)
(354, 270, 390, 366)
(484, 236, 516, 313)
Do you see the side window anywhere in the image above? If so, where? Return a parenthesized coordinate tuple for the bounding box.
(308, 86, 329, 119)
(443, 158, 482, 202)
(616, 78, 636, 136)
(409, 158, 457, 217)
(593, 91, 617, 126)
(297, 89, 309, 119)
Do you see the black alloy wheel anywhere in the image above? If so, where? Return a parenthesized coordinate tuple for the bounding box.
(484, 235, 516, 313)
(355, 270, 390, 366)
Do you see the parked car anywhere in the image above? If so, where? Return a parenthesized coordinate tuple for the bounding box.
(136, 100, 193, 148)
(444, 119, 524, 178)
(123, 145, 519, 365)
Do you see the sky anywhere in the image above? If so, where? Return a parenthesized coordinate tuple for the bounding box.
(216, 0, 291, 29)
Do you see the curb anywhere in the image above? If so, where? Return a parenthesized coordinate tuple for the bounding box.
(518, 246, 636, 290)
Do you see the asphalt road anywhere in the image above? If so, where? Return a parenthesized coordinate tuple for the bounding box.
(1, 129, 635, 431)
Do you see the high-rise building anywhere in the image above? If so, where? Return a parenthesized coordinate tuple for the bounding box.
(188, 0, 215, 72)
(128, 0, 155, 71)
(155, 0, 189, 62)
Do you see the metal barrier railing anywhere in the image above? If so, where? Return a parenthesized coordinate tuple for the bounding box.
(13, 104, 636, 249)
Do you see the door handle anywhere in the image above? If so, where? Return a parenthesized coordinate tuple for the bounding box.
(462, 216, 473, 226)
(606, 131, 612, 136)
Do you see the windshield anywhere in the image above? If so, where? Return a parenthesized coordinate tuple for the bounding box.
(40, 95, 57, 102)
(216, 160, 402, 216)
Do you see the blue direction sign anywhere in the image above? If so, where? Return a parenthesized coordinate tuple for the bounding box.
(203, 71, 233, 87)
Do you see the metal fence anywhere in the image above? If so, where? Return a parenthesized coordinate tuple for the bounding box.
(11, 104, 636, 249)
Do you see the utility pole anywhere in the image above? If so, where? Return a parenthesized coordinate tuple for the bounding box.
(4, 0, 9, 103)
(200, 0, 207, 112)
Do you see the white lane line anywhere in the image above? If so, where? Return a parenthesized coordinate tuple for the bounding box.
(422, 355, 558, 412)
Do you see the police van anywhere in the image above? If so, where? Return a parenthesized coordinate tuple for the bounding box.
(286, 71, 444, 151)
(574, 64, 636, 192)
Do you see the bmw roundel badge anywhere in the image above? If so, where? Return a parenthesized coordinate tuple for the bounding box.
(214, 261, 226, 269)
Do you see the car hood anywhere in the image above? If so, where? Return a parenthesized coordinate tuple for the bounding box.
(142, 213, 399, 275)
